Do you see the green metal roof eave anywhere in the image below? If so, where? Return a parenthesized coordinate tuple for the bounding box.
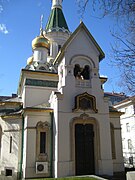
(53, 22, 105, 65)
(45, 7, 69, 32)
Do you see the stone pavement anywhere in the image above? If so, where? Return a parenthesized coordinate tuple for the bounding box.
(100, 172, 126, 180)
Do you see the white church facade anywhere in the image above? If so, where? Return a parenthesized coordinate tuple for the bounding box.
(0, 0, 124, 179)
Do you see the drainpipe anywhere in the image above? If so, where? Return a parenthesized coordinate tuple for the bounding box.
(19, 113, 24, 180)
(50, 112, 53, 178)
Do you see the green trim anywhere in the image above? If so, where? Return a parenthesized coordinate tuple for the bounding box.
(50, 112, 54, 177)
(46, 8, 69, 32)
(25, 79, 58, 88)
(19, 114, 24, 179)
(17, 69, 58, 96)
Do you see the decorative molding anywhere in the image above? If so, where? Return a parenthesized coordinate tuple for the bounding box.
(25, 79, 58, 88)
(4, 129, 20, 132)
(36, 121, 50, 130)
(73, 92, 98, 113)
(36, 121, 51, 162)
(69, 54, 96, 68)
(22, 69, 58, 76)
(1, 114, 21, 120)
(24, 127, 36, 130)
(23, 107, 53, 113)
(80, 113, 90, 120)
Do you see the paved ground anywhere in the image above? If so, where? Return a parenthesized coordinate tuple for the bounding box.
(100, 172, 126, 180)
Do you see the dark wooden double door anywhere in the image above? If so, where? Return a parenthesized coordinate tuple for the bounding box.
(75, 124, 95, 175)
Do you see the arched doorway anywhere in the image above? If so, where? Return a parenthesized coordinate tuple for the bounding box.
(70, 114, 100, 176)
(75, 123, 95, 175)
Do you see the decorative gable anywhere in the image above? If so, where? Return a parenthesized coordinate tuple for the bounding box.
(73, 92, 98, 112)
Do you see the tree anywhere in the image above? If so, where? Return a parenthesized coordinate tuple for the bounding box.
(76, 0, 135, 95)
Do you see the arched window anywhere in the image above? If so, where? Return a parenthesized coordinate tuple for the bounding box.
(39, 66, 46, 71)
(74, 64, 90, 80)
(81, 65, 90, 80)
(74, 64, 81, 78)
(36, 122, 50, 161)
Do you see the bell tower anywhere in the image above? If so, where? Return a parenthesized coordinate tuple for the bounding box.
(45, 0, 70, 62)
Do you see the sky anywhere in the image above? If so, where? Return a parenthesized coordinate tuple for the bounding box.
(0, 0, 122, 96)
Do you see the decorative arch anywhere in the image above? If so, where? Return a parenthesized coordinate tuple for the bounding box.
(69, 54, 96, 68)
(73, 92, 98, 112)
(36, 121, 50, 161)
(69, 55, 96, 82)
(70, 114, 100, 175)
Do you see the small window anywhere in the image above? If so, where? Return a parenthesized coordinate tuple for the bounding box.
(9, 136, 12, 153)
(74, 64, 80, 78)
(5, 169, 12, 176)
(58, 45, 61, 51)
(36, 121, 50, 161)
(81, 65, 90, 80)
(128, 139, 132, 149)
(40, 132, 46, 154)
(48, 48, 50, 56)
(74, 64, 83, 79)
(74, 64, 90, 80)
(39, 66, 46, 71)
(126, 123, 130, 132)
(129, 156, 133, 165)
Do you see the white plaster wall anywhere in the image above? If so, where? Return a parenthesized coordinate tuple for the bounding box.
(110, 114, 124, 172)
(64, 29, 100, 69)
(19, 70, 58, 108)
(0, 118, 21, 180)
(33, 48, 48, 63)
(22, 72, 58, 107)
(24, 86, 57, 107)
(50, 91, 114, 177)
(114, 102, 135, 166)
(46, 31, 70, 60)
(22, 112, 51, 179)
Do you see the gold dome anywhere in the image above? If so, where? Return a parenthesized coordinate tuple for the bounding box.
(27, 56, 33, 65)
(32, 35, 49, 50)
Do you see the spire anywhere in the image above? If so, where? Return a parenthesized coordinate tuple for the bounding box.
(45, 0, 69, 33)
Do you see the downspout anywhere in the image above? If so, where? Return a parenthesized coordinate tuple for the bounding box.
(50, 112, 53, 178)
(19, 113, 24, 180)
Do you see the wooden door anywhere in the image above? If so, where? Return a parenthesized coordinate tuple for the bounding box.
(75, 124, 95, 175)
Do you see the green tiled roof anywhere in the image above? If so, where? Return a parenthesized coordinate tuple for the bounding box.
(45, 7, 69, 33)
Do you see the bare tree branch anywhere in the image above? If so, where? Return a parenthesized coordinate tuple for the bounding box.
(76, 0, 135, 94)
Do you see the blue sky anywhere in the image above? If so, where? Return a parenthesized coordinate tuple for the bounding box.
(0, 0, 121, 96)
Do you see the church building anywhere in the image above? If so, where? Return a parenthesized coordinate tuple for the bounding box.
(0, 0, 124, 179)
